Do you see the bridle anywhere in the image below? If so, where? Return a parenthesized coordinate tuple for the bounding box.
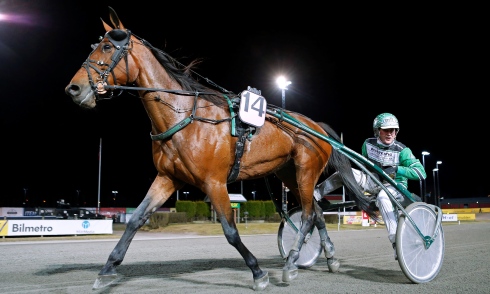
(82, 29, 132, 101)
(82, 28, 228, 102)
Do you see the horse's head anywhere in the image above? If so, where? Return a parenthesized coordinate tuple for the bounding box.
(65, 7, 136, 109)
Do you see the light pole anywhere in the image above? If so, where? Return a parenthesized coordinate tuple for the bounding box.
(97, 138, 102, 214)
(251, 191, 256, 201)
(183, 191, 189, 200)
(112, 190, 118, 204)
(436, 161, 442, 207)
(421, 151, 430, 202)
(76, 189, 81, 207)
(276, 76, 291, 212)
(432, 168, 438, 206)
(23, 188, 28, 206)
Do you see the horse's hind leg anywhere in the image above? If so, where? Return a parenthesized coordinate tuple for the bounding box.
(93, 175, 175, 289)
(210, 186, 269, 291)
(313, 201, 340, 272)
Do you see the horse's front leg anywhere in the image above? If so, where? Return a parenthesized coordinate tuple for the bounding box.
(210, 188, 269, 291)
(93, 175, 175, 289)
(282, 208, 315, 282)
(313, 201, 340, 272)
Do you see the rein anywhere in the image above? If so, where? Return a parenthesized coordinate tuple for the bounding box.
(104, 85, 217, 96)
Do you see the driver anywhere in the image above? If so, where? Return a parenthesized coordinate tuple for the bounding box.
(314, 113, 426, 260)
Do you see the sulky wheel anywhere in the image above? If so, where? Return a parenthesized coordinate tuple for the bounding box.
(396, 202, 445, 283)
(277, 206, 322, 269)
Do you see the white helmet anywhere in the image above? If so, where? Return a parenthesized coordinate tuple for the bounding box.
(373, 113, 399, 137)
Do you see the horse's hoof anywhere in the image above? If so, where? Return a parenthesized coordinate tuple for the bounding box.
(327, 258, 340, 273)
(282, 268, 298, 282)
(93, 274, 118, 289)
(252, 271, 269, 291)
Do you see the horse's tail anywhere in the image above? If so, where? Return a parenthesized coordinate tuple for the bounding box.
(317, 122, 379, 221)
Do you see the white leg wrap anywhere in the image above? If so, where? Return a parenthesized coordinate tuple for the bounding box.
(376, 185, 401, 243)
(319, 228, 335, 258)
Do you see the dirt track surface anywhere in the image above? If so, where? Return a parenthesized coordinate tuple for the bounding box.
(1, 220, 490, 293)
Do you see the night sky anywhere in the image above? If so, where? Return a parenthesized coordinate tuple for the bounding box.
(0, 1, 487, 209)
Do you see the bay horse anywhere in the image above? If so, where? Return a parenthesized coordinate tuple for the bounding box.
(65, 7, 376, 291)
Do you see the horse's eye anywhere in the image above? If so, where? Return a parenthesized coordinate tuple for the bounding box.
(102, 44, 113, 53)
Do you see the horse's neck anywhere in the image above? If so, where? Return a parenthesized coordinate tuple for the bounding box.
(134, 57, 194, 134)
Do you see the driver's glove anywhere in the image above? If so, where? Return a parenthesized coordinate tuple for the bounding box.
(383, 166, 398, 179)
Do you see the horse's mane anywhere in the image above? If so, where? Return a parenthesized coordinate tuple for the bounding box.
(140, 39, 230, 108)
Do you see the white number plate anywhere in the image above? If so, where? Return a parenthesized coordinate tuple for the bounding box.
(239, 90, 267, 127)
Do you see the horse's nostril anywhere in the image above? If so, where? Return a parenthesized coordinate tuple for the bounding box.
(65, 83, 80, 96)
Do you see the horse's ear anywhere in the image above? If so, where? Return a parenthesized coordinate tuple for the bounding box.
(108, 6, 125, 29)
(101, 18, 113, 32)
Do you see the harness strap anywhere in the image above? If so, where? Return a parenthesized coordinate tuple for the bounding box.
(150, 117, 193, 141)
(150, 93, 199, 141)
(227, 131, 248, 183)
(224, 95, 237, 137)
